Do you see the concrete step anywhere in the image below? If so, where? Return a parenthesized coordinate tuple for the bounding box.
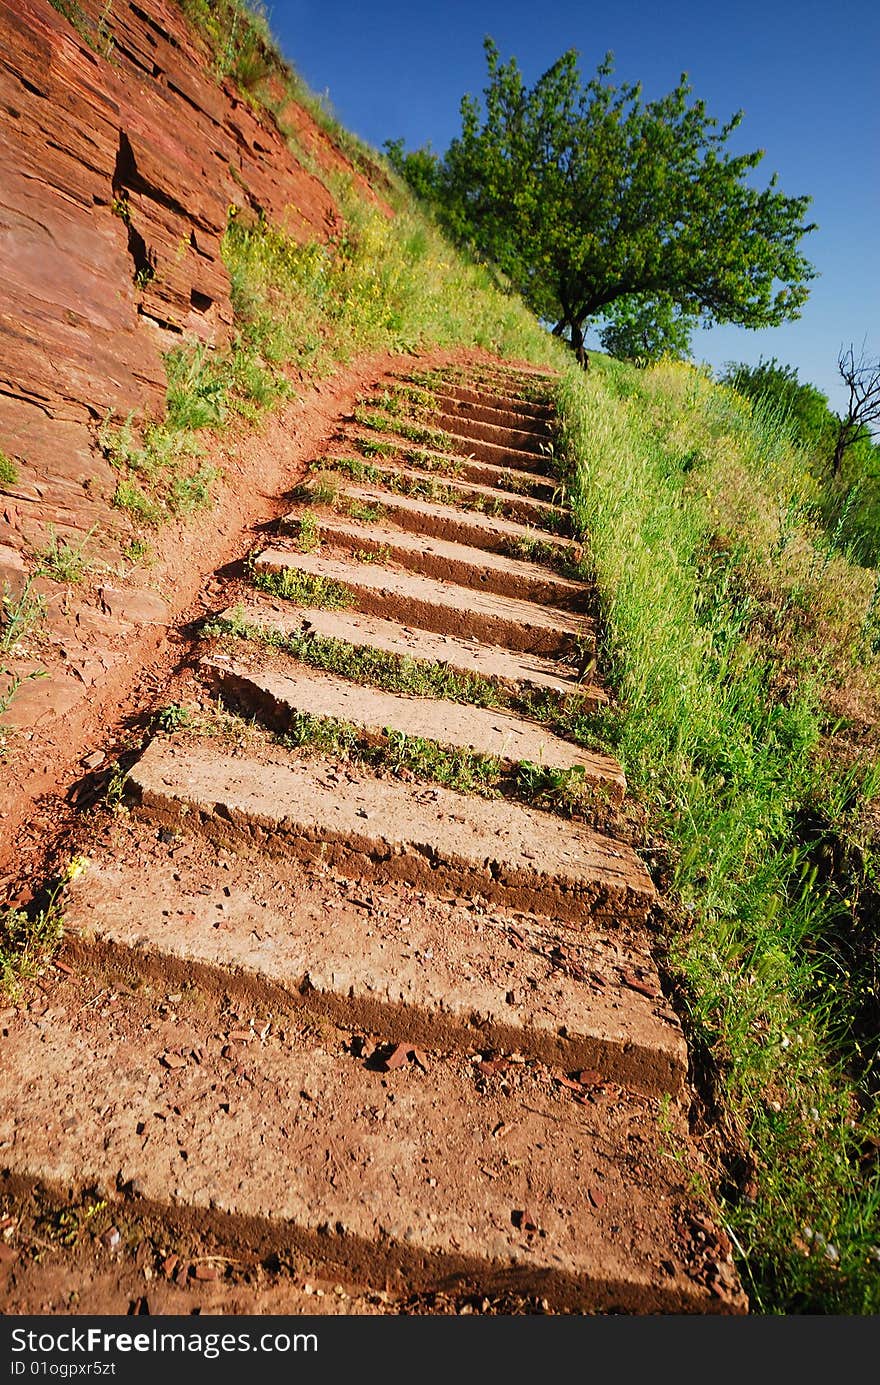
(276, 513, 588, 610)
(438, 426, 555, 473)
(210, 600, 607, 710)
(427, 380, 554, 420)
(317, 481, 576, 560)
(346, 419, 556, 478)
(431, 389, 553, 437)
(61, 820, 685, 1093)
(331, 438, 561, 504)
(200, 654, 624, 799)
(0, 970, 742, 1312)
(126, 739, 653, 925)
(252, 550, 593, 658)
(444, 369, 555, 406)
(432, 411, 551, 457)
(317, 455, 567, 530)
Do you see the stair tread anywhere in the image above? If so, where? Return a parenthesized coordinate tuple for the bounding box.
(212, 600, 606, 707)
(201, 653, 623, 795)
(127, 739, 653, 924)
(0, 970, 740, 1312)
(316, 482, 575, 556)
(62, 823, 685, 1093)
(277, 514, 586, 608)
(323, 451, 564, 515)
(253, 549, 591, 658)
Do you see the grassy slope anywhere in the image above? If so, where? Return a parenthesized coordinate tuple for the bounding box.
(557, 356, 880, 1312)
(7, 0, 880, 1314)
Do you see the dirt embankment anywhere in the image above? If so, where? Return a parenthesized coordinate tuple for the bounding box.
(0, 0, 385, 530)
(0, 0, 401, 867)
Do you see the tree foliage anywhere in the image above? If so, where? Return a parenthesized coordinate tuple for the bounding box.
(389, 41, 817, 359)
(598, 294, 694, 365)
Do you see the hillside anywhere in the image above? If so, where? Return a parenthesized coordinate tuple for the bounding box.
(1, 0, 879, 1319)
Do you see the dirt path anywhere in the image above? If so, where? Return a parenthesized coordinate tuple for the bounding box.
(0, 360, 746, 1315)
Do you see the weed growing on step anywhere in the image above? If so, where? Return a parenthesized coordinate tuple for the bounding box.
(1, 578, 45, 657)
(515, 759, 614, 817)
(351, 436, 398, 461)
(294, 473, 339, 506)
(34, 525, 96, 585)
(0, 451, 19, 488)
(279, 712, 503, 796)
(250, 563, 355, 610)
(556, 353, 880, 1313)
(0, 856, 86, 996)
(103, 759, 130, 811)
(340, 498, 383, 523)
(358, 384, 438, 422)
(350, 544, 393, 564)
(152, 703, 194, 733)
(204, 609, 503, 708)
(294, 509, 322, 553)
(352, 405, 453, 454)
(273, 706, 599, 811)
(510, 532, 590, 580)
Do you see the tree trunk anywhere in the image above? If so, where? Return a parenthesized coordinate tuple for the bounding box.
(569, 319, 589, 371)
(832, 425, 849, 477)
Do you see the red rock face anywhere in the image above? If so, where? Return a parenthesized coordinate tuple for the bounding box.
(0, 0, 386, 534)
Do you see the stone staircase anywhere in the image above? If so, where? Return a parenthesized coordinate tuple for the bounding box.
(0, 361, 745, 1314)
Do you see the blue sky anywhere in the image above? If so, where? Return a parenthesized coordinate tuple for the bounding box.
(271, 0, 878, 412)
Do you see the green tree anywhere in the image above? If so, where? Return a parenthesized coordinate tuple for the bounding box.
(397, 41, 817, 362)
(383, 138, 442, 206)
(598, 294, 695, 365)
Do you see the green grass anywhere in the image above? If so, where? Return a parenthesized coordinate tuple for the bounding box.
(0, 451, 19, 488)
(34, 526, 96, 584)
(221, 183, 553, 376)
(250, 562, 355, 610)
(294, 509, 321, 552)
(555, 353, 880, 1313)
(0, 857, 87, 996)
(1, 578, 45, 656)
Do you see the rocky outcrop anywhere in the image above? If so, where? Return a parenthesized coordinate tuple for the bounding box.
(0, 0, 386, 531)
